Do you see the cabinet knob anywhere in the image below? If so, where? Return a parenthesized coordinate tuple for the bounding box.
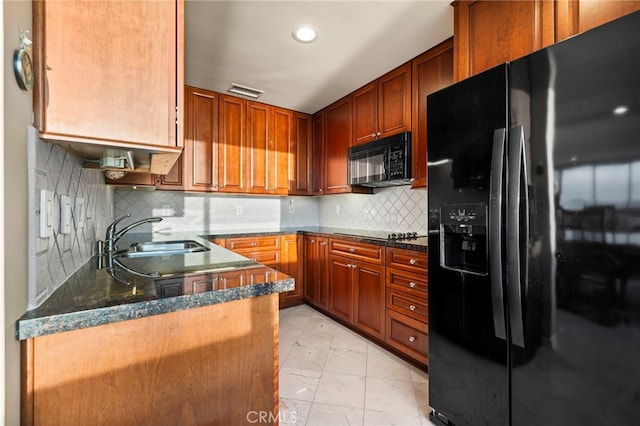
(252, 242, 258, 247)
(409, 282, 416, 288)
(409, 305, 416, 311)
(409, 259, 417, 265)
(377, 131, 382, 136)
(408, 336, 416, 343)
(349, 248, 356, 253)
(311, 239, 315, 243)
(214, 184, 219, 189)
(251, 258, 257, 261)
(371, 133, 377, 138)
(320, 241, 327, 246)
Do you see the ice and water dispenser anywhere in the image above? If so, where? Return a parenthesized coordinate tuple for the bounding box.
(440, 203, 488, 275)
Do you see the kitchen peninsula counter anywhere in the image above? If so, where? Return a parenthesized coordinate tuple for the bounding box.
(16, 232, 293, 340)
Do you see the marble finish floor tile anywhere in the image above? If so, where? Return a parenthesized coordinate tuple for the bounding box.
(279, 304, 436, 425)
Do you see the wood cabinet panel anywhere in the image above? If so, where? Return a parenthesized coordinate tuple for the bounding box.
(303, 235, 329, 309)
(353, 260, 386, 339)
(185, 86, 219, 191)
(290, 113, 313, 195)
(352, 81, 379, 145)
(279, 235, 304, 308)
(219, 94, 247, 192)
(324, 97, 353, 194)
(377, 63, 412, 138)
(411, 39, 454, 188)
(312, 112, 325, 195)
(453, 0, 555, 81)
(386, 268, 428, 298)
(329, 239, 385, 265)
(22, 295, 278, 426)
(246, 101, 270, 194)
(386, 309, 428, 365)
(386, 247, 428, 273)
(328, 255, 354, 323)
(227, 236, 281, 252)
(556, 0, 640, 41)
(33, 0, 182, 149)
(269, 107, 292, 194)
(386, 289, 428, 323)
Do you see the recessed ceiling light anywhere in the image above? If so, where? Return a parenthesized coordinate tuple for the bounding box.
(292, 25, 318, 43)
(613, 105, 628, 115)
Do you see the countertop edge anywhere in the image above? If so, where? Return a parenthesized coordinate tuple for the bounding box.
(17, 278, 294, 340)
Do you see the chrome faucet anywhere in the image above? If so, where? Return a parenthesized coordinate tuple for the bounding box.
(102, 213, 163, 254)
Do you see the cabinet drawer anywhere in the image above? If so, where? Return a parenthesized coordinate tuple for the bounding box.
(227, 236, 280, 252)
(241, 250, 280, 265)
(386, 247, 427, 273)
(329, 238, 384, 264)
(386, 268, 427, 297)
(385, 310, 428, 365)
(386, 289, 428, 323)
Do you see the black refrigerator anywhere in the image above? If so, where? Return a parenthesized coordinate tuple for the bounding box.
(427, 11, 640, 426)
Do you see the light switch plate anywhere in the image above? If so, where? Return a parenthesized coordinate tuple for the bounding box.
(60, 195, 72, 234)
(39, 189, 53, 239)
(74, 197, 85, 229)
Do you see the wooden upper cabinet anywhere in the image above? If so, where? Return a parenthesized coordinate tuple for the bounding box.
(312, 112, 325, 195)
(219, 94, 247, 193)
(269, 107, 292, 195)
(411, 39, 454, 189)
(290, 113, 313, 195)
(324, 97, 353, 194)
(33, 0, 183, 149)
(555, 0, 640, 41)
(184, 86, 219, 191)
(352, 63, 412, 146)
(453, 0, 555, 81)
(246, 101, 270, 194)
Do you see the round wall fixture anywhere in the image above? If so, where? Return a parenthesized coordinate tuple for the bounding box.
(292, 25, 318, 43)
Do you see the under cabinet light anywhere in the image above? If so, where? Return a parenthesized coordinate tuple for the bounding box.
(228, 83, 264, 99)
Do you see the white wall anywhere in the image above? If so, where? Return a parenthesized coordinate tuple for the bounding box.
(3, 0, 32, 423)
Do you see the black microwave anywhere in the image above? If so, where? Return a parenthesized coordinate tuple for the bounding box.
(348, 132, 412, 187)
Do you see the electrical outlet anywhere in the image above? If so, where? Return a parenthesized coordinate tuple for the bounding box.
(335, 204, 341, 215)
(74, 197, 85, 229)
(60, 195, 72, 234)
(236, 205, 243, 216)
(39, 189, 53, 239)
(288, 199, 295, 214)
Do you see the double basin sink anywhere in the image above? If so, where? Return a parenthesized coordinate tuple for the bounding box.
(117, 240, 210, 258)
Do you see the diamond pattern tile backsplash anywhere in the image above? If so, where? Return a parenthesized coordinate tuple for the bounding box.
(28, 127, 113, 308)
(115, 185, 427, 235)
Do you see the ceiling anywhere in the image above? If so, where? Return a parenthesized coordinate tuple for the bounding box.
(184, 0, 454, 114)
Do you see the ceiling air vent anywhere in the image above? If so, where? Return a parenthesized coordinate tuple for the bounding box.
(228, 83, 264, 99)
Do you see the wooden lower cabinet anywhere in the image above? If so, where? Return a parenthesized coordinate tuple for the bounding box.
(279, 234, 304, 308)
(21, 295, 279, 425)
(327, 252, 386, 341)
(386, 309, 429, 365)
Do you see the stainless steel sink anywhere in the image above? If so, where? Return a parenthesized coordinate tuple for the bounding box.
(117, 240, 211, 258)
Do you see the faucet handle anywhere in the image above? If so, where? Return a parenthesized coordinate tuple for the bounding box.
(107, 213, 132, 235)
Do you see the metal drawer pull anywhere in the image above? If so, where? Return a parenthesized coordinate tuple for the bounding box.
(320, 242, 327, 246)
(252, 242, 258, 247)
(409, 259, 417, 265)
(349, 248, 356, 253)
(409, 282, 416, 288)
(408, 336, 416, 343)
(409, 305, 416, 311)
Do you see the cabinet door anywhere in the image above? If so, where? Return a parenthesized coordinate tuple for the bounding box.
(312, 112, 325, 195)
(269, 107, 292, 195)
(219, 95, 246, 192)
(324, 97, 352, 194)
(555, 0, 640, 41)
(328, 255, 353, 323)
(377, 63, 411, 138)
(290, 113, 313, 195)
(33, 0, 181, 147)
(279, 235, 303, 308)
(185, 86, 219, 191)
(352, 81, 379, 146)
(156, 153, 186, 190)
(411, 39, 453, 188)
(303, 236, 319, 303)
(353, 261, 386, 339)
(453, 0, 555, 81)
(246, 101, 270, 194)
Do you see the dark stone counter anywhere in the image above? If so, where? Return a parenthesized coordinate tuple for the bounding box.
(16, 233, 294, 340)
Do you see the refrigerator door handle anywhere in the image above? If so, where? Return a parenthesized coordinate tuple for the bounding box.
(489, 128, 507, 341)
(507, 125, 528, 348)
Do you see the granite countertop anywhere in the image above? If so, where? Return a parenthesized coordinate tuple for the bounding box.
(16, 232, 294, 340)
(202, 226, 428, 252)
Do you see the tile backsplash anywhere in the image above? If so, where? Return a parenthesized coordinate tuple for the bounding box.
(114, 185, 427, 234)
(28, 127, 113, 308)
